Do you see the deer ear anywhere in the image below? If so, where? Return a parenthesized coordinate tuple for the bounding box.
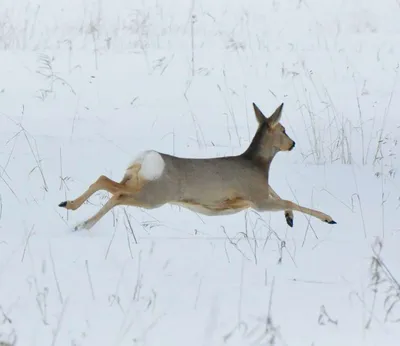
(267, 103, 284, 128)
(253, 103, 266, 124)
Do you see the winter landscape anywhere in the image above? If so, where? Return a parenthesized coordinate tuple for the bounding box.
(0, 0, 399, 345)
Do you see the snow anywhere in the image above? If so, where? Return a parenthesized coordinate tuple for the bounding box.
(0, 0, 399, 345)
(134, 151, 165, 181)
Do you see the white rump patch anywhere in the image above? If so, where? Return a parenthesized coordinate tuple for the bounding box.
(134, 150, 165, 181)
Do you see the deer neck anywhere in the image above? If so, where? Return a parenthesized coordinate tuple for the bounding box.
(240, 123, 277, 172)
(244, 151, 275, 171)
(241, 143, 277, 174)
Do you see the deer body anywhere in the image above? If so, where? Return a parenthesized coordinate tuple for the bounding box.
(59, 103, 336, 230)
(128, 153, 270, 214)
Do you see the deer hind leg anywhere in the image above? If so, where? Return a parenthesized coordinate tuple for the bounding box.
(268, 185, 294, 227)
(75, 192, 153, 230)
(75, 191, 126, 230)
(58, 175, 125, 211)
(255, 198, 336, 225)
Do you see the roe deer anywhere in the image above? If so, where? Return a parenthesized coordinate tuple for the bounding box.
(59, 103, 336, 230)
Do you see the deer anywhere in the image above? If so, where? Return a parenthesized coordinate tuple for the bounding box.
(58, 103, 337, 230)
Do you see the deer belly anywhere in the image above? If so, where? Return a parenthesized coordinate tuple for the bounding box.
(172, 197, 253, 216)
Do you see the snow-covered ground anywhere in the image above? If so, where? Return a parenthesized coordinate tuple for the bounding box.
(0, 0, 399, 345)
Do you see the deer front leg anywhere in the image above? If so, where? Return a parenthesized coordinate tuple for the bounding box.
(268, 185, 294, 227)
(254, 198, 337, 225)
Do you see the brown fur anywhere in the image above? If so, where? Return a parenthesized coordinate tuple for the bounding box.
(59, 103, 336, 230)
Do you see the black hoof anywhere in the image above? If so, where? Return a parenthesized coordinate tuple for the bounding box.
(59, 201, 67, 208)
(326, 220, 337, 224)
(285, 214, 294, 228)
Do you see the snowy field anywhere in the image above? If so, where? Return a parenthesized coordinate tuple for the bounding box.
(0, 0, 399, 345)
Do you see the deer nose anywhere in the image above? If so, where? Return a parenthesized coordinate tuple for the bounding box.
(290, 141, 296, 151)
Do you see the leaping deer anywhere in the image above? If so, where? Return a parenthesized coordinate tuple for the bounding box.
(59, 103, 336, 230)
